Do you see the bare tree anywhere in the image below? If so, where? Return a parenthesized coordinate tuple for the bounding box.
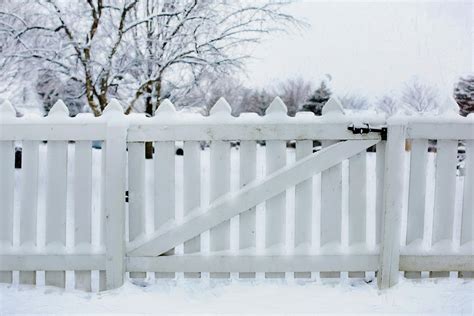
(179, 70, 250, 115)
(374, 95, 399, 116)
(401, 78, 440, 114)
(0, 0, 300, 116)
(339, 93, 369, 111)
(273, 77, 312, 116)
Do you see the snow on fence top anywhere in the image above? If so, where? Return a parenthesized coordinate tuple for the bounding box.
(0, 97, 384, 141)
(1, 96, 473, 142)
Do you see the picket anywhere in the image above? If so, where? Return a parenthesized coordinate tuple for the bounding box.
(154, 140, 176, 278)
(460, 140, 474, 278)
(405, 139, 428, 278)
(0, 141, 14, 246)
(375, 141, 386, 245)
(154, 99, 177, 237)
(264, 98, 288, 278)
(44, 140, 68, 287)
(209, 99, 232, 278)
(461, 141, 474, 245)
(183, 141, 202, 278)
(239, 140, 257, 278)
(294, 140, 313, 278)
(0, 103, 15, 285)
(348, 150, 367, 277)
(319, 99, 345, 278)
(0, 140, 14, 283)
(406, 139, 428, 245)
(378, 123, 406, 289)
(431, 140, 458, 277)
(103, 100, 128, 290)
(19, 140, 40, 284)
(127, 142, 146, 279)
(432, 140, 458, 245)
(74, 141, 93, 290)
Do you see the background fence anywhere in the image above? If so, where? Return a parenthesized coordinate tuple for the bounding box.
(0, 97, 472, 292)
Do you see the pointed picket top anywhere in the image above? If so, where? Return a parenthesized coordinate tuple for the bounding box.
(155, 98, 177, 115)
(210, 97, 232, 116)
(265, 96, 287, 116)
(322, 97, 345, 116)
(0, 99, 16, 118)
(48, 99, 69, 117)
(103, 98, 124, 116)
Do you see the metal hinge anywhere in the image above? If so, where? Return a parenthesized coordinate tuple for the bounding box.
(348, 123, 387, 141)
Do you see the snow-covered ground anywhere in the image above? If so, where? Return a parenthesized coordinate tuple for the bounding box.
(2, 277, 473, 314)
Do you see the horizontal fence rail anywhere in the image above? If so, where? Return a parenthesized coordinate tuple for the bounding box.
(0, 97, 473, 292)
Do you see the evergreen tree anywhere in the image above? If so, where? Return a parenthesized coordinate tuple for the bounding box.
(454, 75, 474, 116)
(301, 81, 331, 115)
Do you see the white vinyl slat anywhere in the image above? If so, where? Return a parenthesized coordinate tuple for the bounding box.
(183, 141, 201, 278)
(348, 150, 367, 278)
(432, 140, 458, 244)
(460, 140, 474, 278)
(209, 141, 231, 278)
(377, 124, 406, 289)
(103, 117, 128, 290)
(239, 141, 257, 278)
(19, 141, 39, 284)
(98, 143, 107, 289)
(294, 140, 313, 278)
(0, 141, 14, 283)
(74, 141, 93, 291)
(348, 151, 367, 245)
(294, 140, 313, 248)
(127, 142, 146, 279)
(375, 141, 386, 245)
(406, 140, 428, 245)
(405, 140, 428, 278)
(431, 140, 458, 277)
(45, 141, 68, 287)
(154, 141, 176, 278)
(461, 141, 473, 245)
(320, 140, 342, 278)
(265, 140, 286, 278)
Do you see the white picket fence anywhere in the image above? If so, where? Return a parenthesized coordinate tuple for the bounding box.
(0, 97, 472, 292)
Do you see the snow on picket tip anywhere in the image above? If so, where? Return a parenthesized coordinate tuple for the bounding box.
(155, 99, 177, 115)
(322, 97, 345, 115)
(103, 99, 124, 116)
(47, 100, 70, 117)
(210, 97, 232, 116)
(0, 99, 16, 118)
(265, 96, 288, 115)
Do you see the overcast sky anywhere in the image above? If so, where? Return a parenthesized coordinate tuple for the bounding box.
(244, 0, 472, 100)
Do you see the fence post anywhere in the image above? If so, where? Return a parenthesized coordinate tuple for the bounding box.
(103, 100, 128, 290)
(377, 122, 406, 289)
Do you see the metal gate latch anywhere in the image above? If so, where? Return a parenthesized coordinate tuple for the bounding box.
(347, 123, 387, 140)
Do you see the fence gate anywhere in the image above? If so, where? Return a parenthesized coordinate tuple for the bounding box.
(126, 138, 380, 272)
(123, 97, 391, 286)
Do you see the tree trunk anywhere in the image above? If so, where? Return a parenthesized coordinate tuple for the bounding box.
(144, 84, 153, 117)
(85, 77, 101, 116)
(98, 77, 109, 112)
(144, 79, 161, 159)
